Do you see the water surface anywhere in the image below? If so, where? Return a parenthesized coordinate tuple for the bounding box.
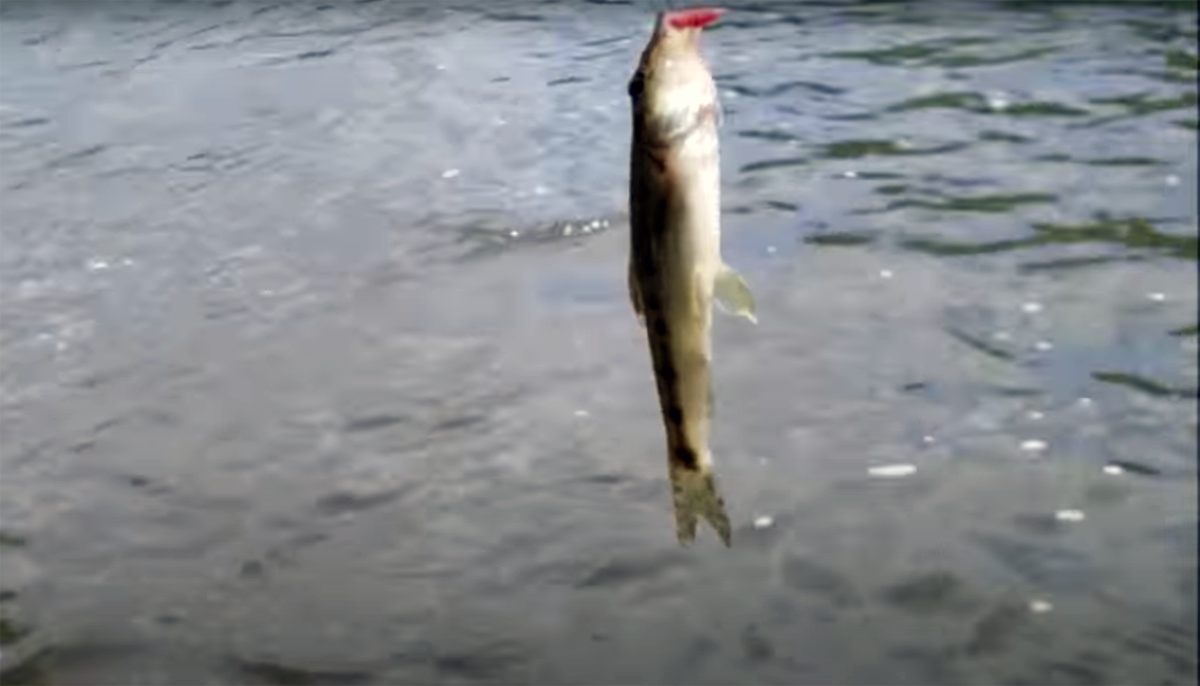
(1, 1, 1197, 684)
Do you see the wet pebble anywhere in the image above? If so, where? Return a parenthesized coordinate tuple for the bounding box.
(1021, 301, 1043, 314)
(1054, 509, 1085, 522)
(753, 515, 774, 529)
(879, 269, 894, 279)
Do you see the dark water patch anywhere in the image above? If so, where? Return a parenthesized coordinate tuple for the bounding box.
(725, 80, 845, 98)
(970, 532, 1092, 587)
(882, 192, 1057, 214)
(547, 76, 588, 87)
(1019, 254, 1142, 272)
(901, 216, 1197, 261)
(740, 624, 774, 662)
(945, 327, 1018, 361)
(1000, 101, 1091, 117)
(235, 658, 374, 686)
(0, 617, 30, 646)
(739, 157, 808, 173)
(0, 618, 50, 686)
(579, 34, 630, 48)
(886, 91, 990, 113)
(1140, 68, 1200, 85)
(314, 487, 410, 517)
(819, 139, 969, 159)
(1092, 371, 1197, 400)
(1089, 91, 1199, 116)
(879, 571, 972, 614)
(965, 601, 1030, 656)
(1032, 152, 1072, 163)
(431, 414, 486, 432)
(44, 144, 107, 170)
(822, 111, 879, 122)
(900, 236, 1030, 257)
(293, 48, 335, 60)
(1085, 156, 1166, 166)
(576, 551, 687, 589)
(888, 645, 961, 685)
(1013, 513, 1068, 535)
(0, 532, 27, 548)
(1033, 217, 1197, 259)
(1165, 48, 1199, 71)
(3, 118, 49, 129)
(432, 646, 526, 681)
(931, 45, 1062, 68)
(737, 129, 800, 143)
(779, 555, 861, 607)
(577, 473, 630, 486)
(826, 36, 996, 66)
(1030, 658, 1106, 685)
(1124, 16, 1200, 43)
(804, 231, 878, 247)
(484, 12, 545, 22)
(1122, 620, 1199, 679)
(1106, 460, 1164, 477)
(979, 129, 1034, 143)
(259, 47, 340, 65)
(853, 171, 907, 180)
(759, 200, 797, 212)
(342, 414, 408, 433)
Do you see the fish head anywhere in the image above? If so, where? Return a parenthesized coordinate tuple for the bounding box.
(628, 7, 723, 142)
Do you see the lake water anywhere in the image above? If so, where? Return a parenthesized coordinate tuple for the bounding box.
(1, 1, 1196, 684)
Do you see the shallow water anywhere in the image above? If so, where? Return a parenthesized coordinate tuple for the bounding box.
(0, 0, 1196, 684)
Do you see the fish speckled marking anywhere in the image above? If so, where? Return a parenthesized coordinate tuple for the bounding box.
(626, 7, 756, 547)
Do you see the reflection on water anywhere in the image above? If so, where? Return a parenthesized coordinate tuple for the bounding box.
(0, 0, 1196, 684)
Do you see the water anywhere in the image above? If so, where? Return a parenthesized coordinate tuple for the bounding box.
(0, 0, 1196, 683)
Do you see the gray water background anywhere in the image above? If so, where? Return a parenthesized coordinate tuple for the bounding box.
(0, 0, 1197, 684)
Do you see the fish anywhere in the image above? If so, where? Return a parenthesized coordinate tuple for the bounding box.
(626, 6, 757, 547)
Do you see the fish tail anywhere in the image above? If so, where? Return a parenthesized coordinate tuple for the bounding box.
(669, 460, 731, 546)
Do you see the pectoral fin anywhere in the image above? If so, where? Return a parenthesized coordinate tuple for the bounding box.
(713, 264, 757, 324)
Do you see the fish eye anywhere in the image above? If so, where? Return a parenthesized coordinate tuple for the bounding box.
(627, 74, 644, 98)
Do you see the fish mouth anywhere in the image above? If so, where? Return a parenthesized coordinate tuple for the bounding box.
(661, 7, 725, 31)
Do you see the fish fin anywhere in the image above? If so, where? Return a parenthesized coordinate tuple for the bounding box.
(713, 264, 757, 324)
(628, 260, 645, 326)
(670, 464, 732, 547)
